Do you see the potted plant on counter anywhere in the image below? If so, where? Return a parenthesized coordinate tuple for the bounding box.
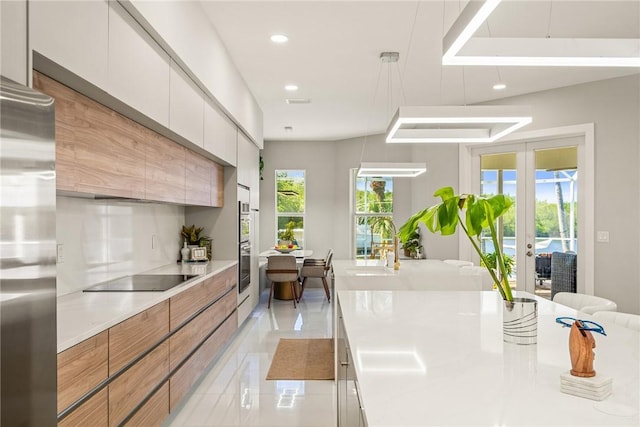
(181, 225, 211, 260)
(400, 228, 422, 258)
(398, 186, 536, 344)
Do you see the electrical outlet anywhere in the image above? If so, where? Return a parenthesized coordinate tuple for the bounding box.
(152, 234, 157, 249)
(596, 231, 610, 243)
(57, 244, 64, 263)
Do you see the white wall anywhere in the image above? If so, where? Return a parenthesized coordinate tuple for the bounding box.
(56, 196, 185, 296)
(482, 74, 640, 313)
(260, 135, 460, 260)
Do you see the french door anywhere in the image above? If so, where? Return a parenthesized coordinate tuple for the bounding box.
(465, 127, 594, 297)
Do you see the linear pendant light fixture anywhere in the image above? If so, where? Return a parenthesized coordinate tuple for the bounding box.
(357, 52, 426, 177)
(386, 105, 532, 144)
(443, 0, 640, 67)
(357, 162, 426, 178)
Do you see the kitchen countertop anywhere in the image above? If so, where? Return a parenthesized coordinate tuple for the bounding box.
(333, 258, 492, 291)
(338, 289, 640, 426)
(57, 260, 237, 353)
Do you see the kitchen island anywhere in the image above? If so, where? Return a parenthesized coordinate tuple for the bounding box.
(335, 284, 639, 426)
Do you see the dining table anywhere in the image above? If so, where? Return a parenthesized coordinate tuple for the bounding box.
(259, 249, 314, 300)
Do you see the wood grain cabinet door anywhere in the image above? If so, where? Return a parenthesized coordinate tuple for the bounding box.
(169, 314, 237, 411)
(109, 301, 169, 374)
(57, 331, 108, 414)
(145, 132, 186, 204)
(33, 72, 146, 198)
(108, 342, 169, 427)
(58, 388, 108, 427)
(185, 150, 211, 206)
(210, 160, 224, 207)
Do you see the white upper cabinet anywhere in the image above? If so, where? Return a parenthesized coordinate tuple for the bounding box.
(169, 61, 204, 147)
(108, 1, 170, 127)
(237, 131, 259, 206)
(204, 100, 237, 166)
(30, 0, 109, 88)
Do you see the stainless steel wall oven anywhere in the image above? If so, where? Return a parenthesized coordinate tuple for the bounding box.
(238, 186, 251, 294)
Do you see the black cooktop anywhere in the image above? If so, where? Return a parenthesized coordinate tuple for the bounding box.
(83, 274, 197, 292)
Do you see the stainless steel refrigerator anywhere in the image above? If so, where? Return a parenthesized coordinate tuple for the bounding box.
(1, 76, 57, 425)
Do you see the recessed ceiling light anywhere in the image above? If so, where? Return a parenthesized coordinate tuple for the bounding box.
(284, 126, 293, 132)
(493, 83, 507, 90)
(270, 34, 288, 43)
(284, 84, 298, 91)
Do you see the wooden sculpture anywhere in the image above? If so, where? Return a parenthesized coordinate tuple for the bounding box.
(569, 320, 596, 377)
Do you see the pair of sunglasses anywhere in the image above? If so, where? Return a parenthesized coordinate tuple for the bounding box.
(555, 317, 607, 336)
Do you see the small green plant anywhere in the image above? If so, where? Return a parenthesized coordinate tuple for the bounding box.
(181, 225, 209, 245)
(278, 221, 296, 242)
(401, 229, 422, 255)
(481, 252, 515, 278)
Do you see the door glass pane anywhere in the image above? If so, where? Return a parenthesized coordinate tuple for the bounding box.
(533, 147, 578, 298)
(480, 153, 517, 288)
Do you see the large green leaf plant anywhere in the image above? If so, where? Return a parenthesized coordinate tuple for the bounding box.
(398, 186, 515, 302)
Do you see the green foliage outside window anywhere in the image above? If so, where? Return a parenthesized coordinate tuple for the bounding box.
(276, 170, 305, 246)
(276, 170, 305, 213)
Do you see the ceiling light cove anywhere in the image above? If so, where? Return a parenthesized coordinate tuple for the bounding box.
(357, 163, 426, 178)
(284, 84, 298, 91)
(443, 0, 640, 67)
(270, 34, 289, 43)
(386, 106, 532, 144)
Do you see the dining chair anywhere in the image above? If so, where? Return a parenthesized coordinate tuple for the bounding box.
(298, 249, 333, 303)
(552, 292, 617, 315)
(550, 252, 577, 299)
(592, 311, 640, 332)
(266, 255, 299, 308)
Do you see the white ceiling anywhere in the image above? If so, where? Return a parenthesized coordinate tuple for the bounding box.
(200, 1, 640, 142)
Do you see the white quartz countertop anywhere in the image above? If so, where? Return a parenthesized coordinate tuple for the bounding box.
(57, 260, 237, 353)
(337, 290, 640, 426)
(333, 259, 491, 291)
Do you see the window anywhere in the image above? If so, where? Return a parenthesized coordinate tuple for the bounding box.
(352, 171, 394, 259)
(275, 170, 305, 248)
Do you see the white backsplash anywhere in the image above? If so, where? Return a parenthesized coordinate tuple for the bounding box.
(56, 196, 185, 296)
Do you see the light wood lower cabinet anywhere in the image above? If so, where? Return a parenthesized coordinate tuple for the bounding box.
(58, 267, 238, 425)
(170, 289, 237, 371)
(57, 331, 108, 413)
(109, 342, 169, 427)
(123, 382, 169, 427)
(58, 388, 108, 427)
(109, 300, 169, 373)
(170, 312, 237, 411)
(170, 265, 237, 330)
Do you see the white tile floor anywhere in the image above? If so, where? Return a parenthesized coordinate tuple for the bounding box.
(164, 288, 337, 427)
